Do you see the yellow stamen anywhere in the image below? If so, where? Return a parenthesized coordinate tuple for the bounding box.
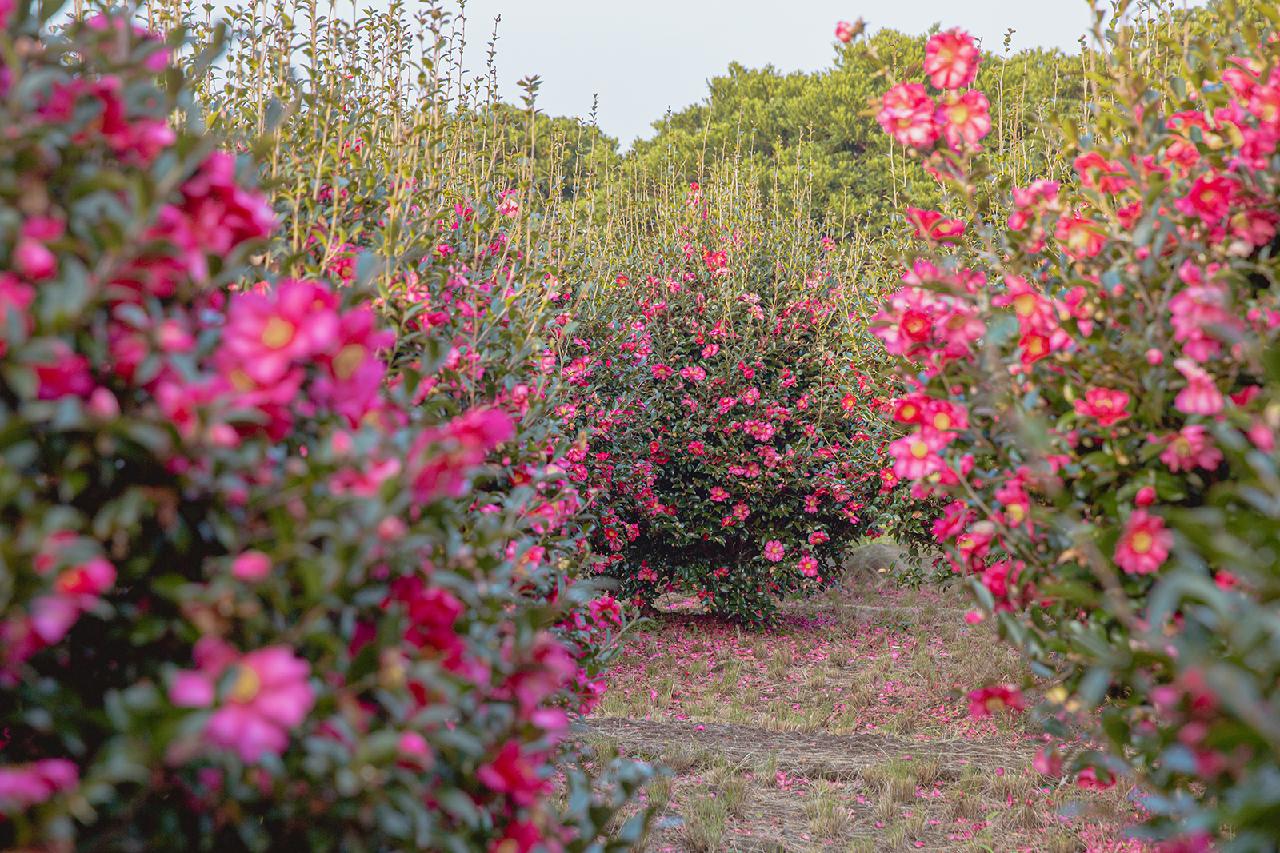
(261, 316, 295, 349)
(229, 666, 261, 703)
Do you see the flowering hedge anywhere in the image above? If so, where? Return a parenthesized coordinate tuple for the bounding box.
(871, 11, 1280, 847)
(561, 182, 909, 622)
(0, 5, 650, 849)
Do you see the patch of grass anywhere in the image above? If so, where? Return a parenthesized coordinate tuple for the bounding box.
(645, 774, 673, 810)
(683, 795, 728, 852)
(805, 779, 849, 838)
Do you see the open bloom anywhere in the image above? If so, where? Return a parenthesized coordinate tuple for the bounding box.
(1174, 359, 1224, 415)
(924, 29, 980, 89)
(170, 641, 315, 763)
(478, 741, 546, 807)
(835, 19, 861, 43)
(797, 555, 819, 577)
(877, 83, 938, 149)
(967, 684, 1025, 718)
(0, 759, 78, 810)
(221, 278, 340, 385)
(1158, 425, 1222, 472)
(904, 207, 965, 242)
(763, 540, 786, 562)
(1056, 211, 1106, 259)
(888, 428, 951, 480)
(936, 89, 991, 150)
(1115, 511, 1172, 576)
(410, 408, 514, 502)
(1073, 387, 1130, 427)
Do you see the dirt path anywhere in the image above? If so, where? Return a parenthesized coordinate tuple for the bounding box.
(583, 717, 1033, 778)
(579, 717, 1068, 852)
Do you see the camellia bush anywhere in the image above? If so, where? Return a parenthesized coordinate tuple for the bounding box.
(0, 4, 650, 850)
(562, 179, 909, 622)
(870, 3, 1280, 847)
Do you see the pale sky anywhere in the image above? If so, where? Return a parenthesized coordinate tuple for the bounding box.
(450, 0, 1199, 146)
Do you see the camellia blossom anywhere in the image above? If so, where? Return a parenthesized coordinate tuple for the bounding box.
(887, 428, 951, 480)
(1158, 425, 1223, 472)
(936, 89, 991, 150)
(797, 555, 819, 577)
(877, 82, 939, 150)
(232, 551, 272, 582)
(1176, 172, 1238, 225)
(1055, 211, 1106, 259)
(477, 741, 546, 807)
(0, 759, 79, 810)
(1114, 510, 1172, 576)
(763, 540, 786, 562)
(904, 207, 966, 242)
(967, 684, 1026, 718)
(834, 19, 862, 43)
(923, 29, 980, 90)
(409, 408, 514, 502)
(1076, 767, 1116, 791)
(170, 641, 315, 763)
(1173, 359, 1225, 415)
(1073, 387, 1131, 427)
(221, 278, 340, 386)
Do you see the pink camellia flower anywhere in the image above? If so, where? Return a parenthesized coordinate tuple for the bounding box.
(877, 82, 939, 150)
(14, 237, 57, 281)
(1073, 387, 1130, 427)
(1248, 419, 1276, 452)
(1173, 359, 1224, 415)
(1114, 510, 1172, 576)
(1175, 172, 1238, 225)
(129, 151, 274, 296)
(708, 487, 729, 502)
(1158, 425, 1223, 472)
(221, 278, 340, 386)
(34, 341, 94, 401)
(904, 207, 965, 242)
(0, 759, 79, 810)
(54, 556, 116, 598)
(398, 732, 433, 767)
(232, 551, 272, 582)
(170, 641, 315, 763)
(311, 305, 394, 426)
(763, 540, 786, 562)
(967, 684, 1026, 718)
(797, 555, 819, 578)
(936, 89, 991, 150)
(834, 20, 860, 43)
(1056, 211, 1107, 259)
(679, 365, 706, 383)
(477, 741, 545, 807)
(924, 29, 981, 90)
(1076, 766, 1116, 791)
(1033, 748, 1063, 777)
(888, 428, 951, 480)
(87, 387, 120, 418)
(409, 407, 514, 503)
(29, 595, 79, 645)
(496, 190, 520, 217)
